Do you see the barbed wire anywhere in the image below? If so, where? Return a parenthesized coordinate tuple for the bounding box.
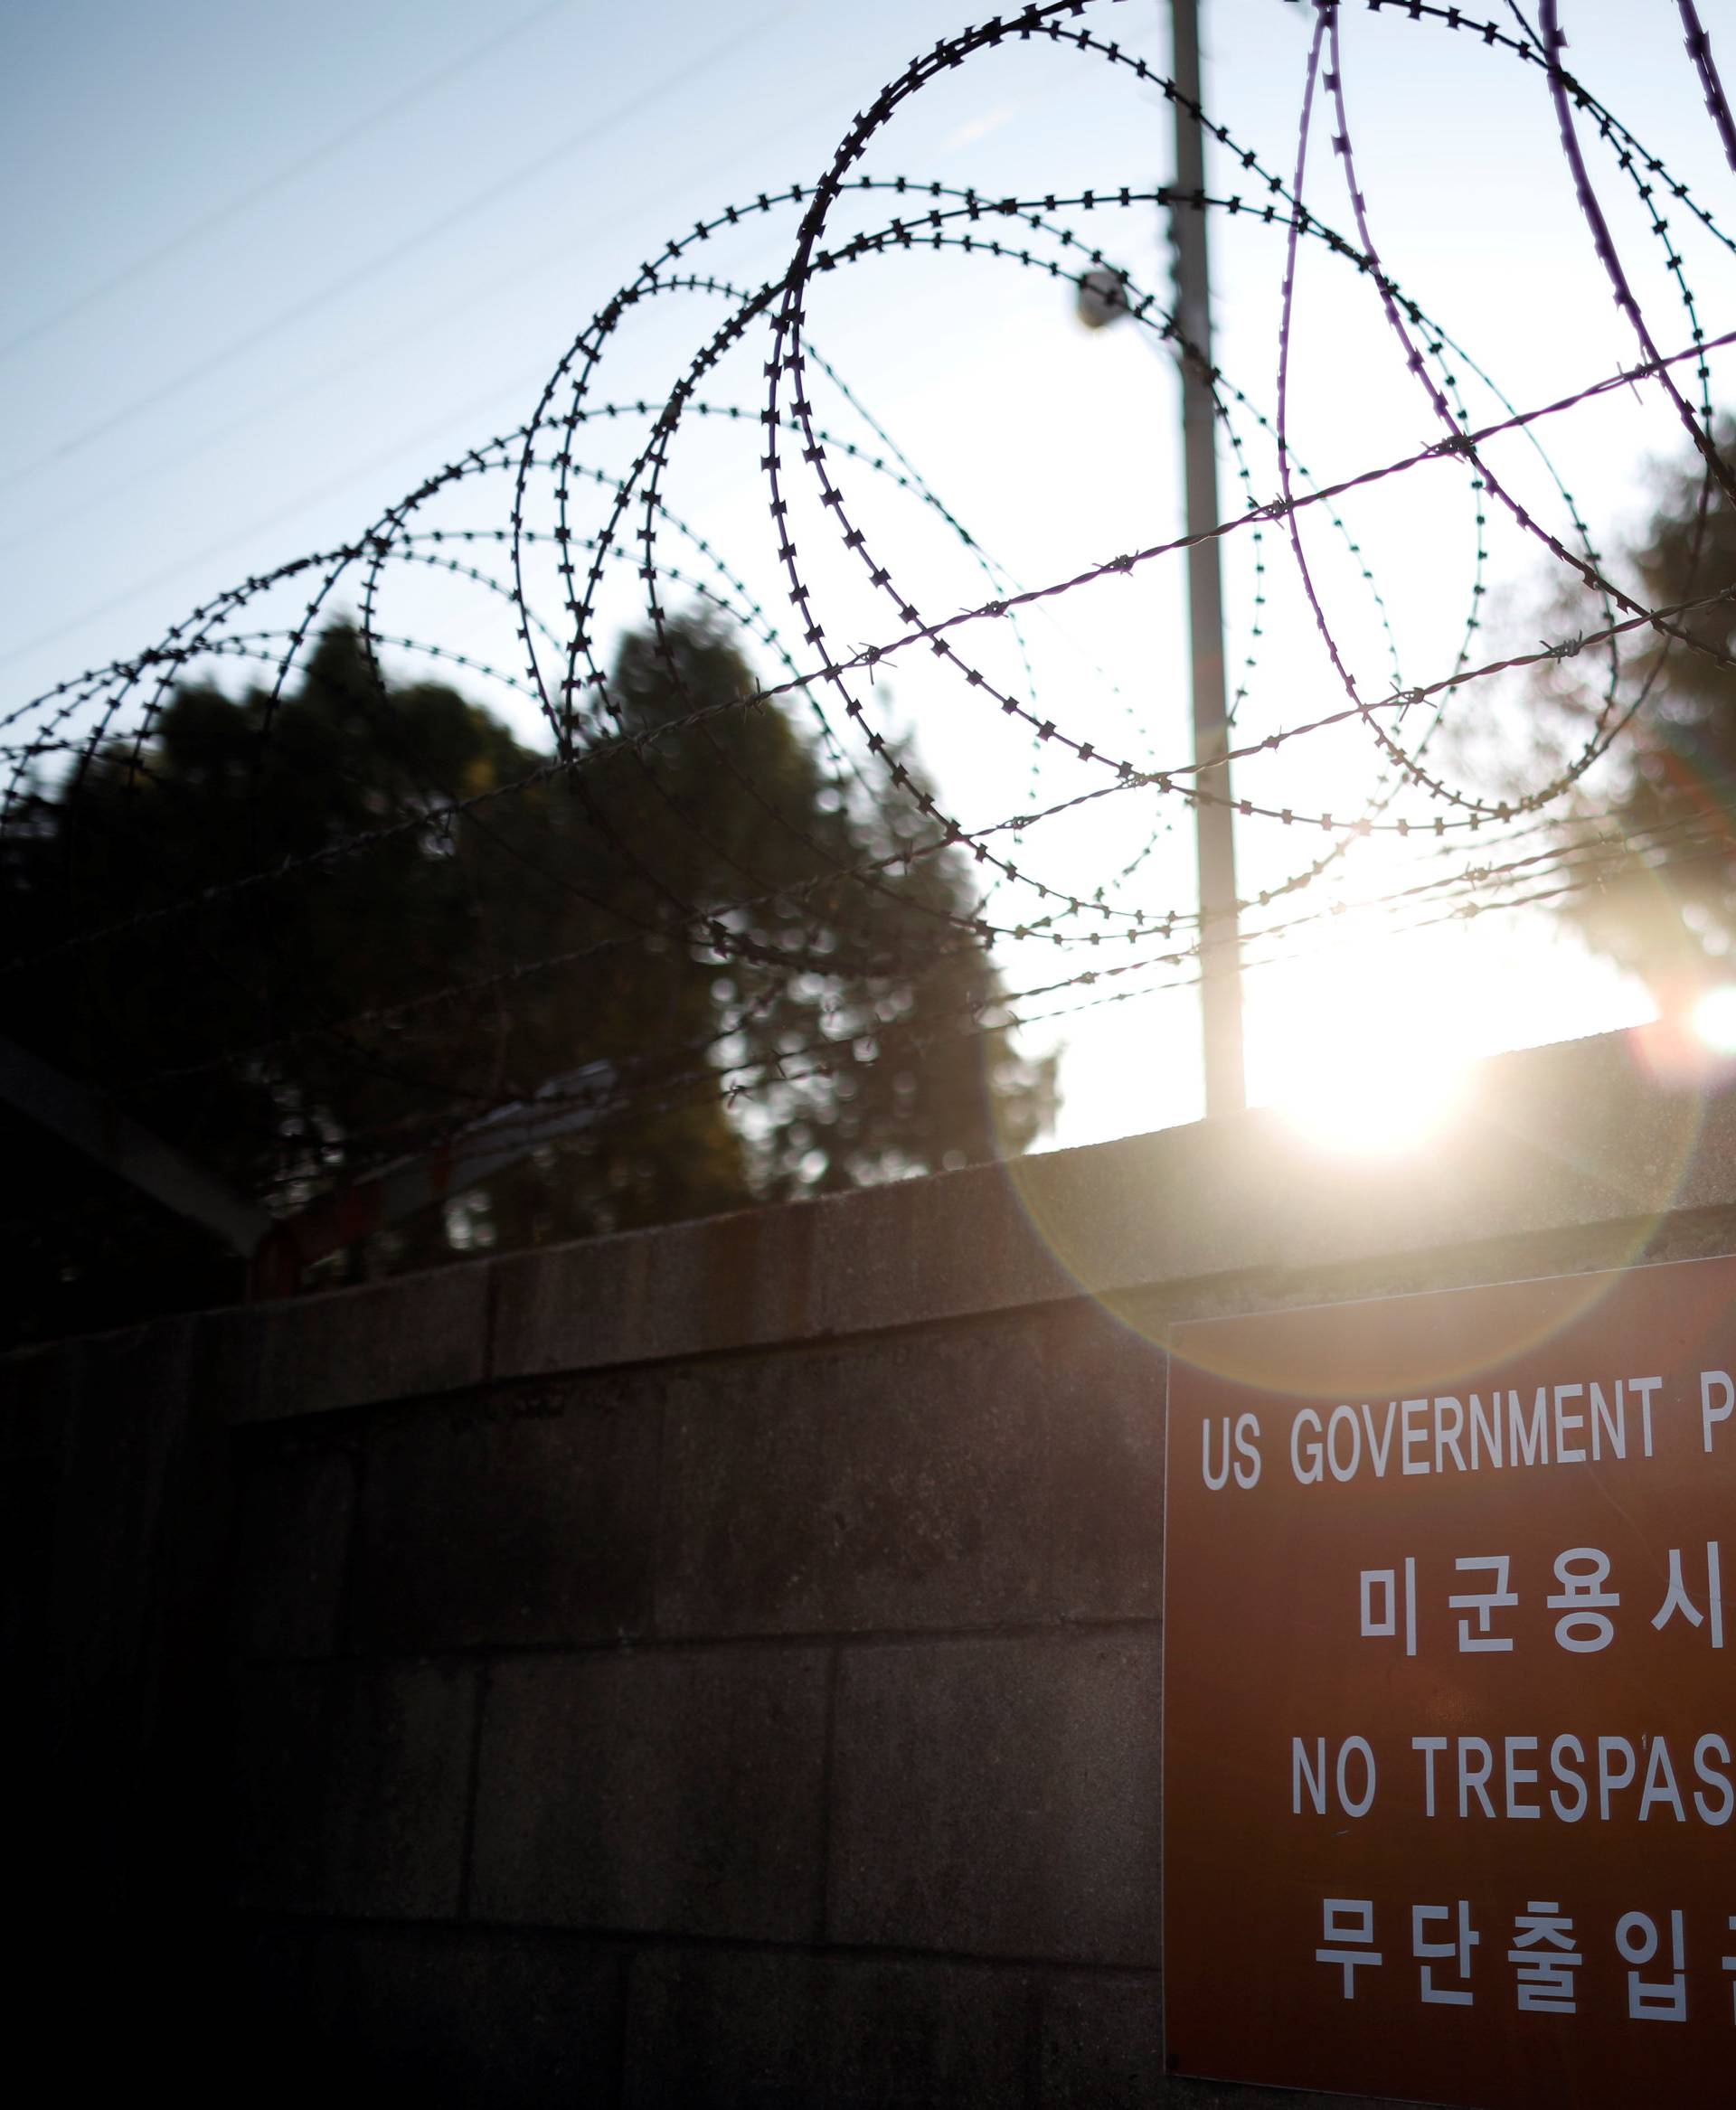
(5, 0, 1735, 1273)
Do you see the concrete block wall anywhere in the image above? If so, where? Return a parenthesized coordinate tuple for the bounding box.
(13, 1026, 1736, 2105)
(225, 1296, 1168, 2105)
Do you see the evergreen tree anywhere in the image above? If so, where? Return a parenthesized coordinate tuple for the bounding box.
(1, 614, 1054, 1335)
(1516, 430, 1736, 1014)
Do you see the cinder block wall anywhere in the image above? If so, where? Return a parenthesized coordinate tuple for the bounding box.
(13, 1028, 1736, 2106)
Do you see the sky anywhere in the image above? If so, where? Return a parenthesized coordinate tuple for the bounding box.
(4, 0, 1732, 1155)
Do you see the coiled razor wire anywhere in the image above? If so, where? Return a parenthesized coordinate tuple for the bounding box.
(4, 0, 1736, 1220)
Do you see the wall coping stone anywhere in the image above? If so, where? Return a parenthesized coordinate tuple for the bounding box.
(466, 1025, 1736, 1389)
(8, 1024, 1736, 1426)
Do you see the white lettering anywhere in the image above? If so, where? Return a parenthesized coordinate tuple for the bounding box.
(1360, 1399, 1396, 1476)
(1550, 1734, 1588, 1823)
(1293, 1736, 1328, 1815)
(1639, 1737, 1686, 1823)
(1511, 1386, 1549, 1467)
(1434, 1396, 1467, 1474)
(1598, 1735, 1637, 1820)
(1292, 1408, 1324, 1484)
(1468, 1389, 1505, 1470)
(1336, 1736, 1377, 1818)
(1401, 1399, 1428, 1475)
(1694, 1734, 1734, 1825)
(1702, 1370, 1734, 1455)
(1412, 1736, 1448, 1818)
(1231, 1412, 1262, 1489)
(1326, 1404, 1362, 1484)
(1505, 1736, 1541, 1819)
(1553, 1383, 1586, 1465)
(1590, 1379, 1626, 1460)
(1630, 1375, 1661, 1457)
(1458, 1737, 1495, 1818)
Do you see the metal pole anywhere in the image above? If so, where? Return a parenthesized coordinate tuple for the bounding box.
(0, 1031, 271, 1258)
(1170, 0, 1245, 1115)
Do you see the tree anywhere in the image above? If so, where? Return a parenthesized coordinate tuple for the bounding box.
(0, 613, 1054, 1337)
(1515, 429, 1736, 1018)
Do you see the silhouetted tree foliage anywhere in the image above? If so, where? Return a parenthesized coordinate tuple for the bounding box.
(1, 615, 1054, 1340)
(1514, 429, 1736, 1013)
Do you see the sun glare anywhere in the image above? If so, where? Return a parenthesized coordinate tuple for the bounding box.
(1276, 1049, 1467, 1155)
(1693, 984, 1736, 1058)
(1256, 955, 1472, 1156)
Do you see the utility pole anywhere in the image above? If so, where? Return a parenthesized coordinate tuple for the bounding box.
(1170, 0, 1245, 1115)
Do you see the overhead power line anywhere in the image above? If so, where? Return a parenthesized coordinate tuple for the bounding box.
(0, 1, 801, 495)
(0, 0, 577, 365)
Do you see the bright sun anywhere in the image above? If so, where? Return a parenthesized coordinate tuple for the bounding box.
(1275, 1042, 1467, 1154)
(1693, 984, 1736, 1058)
(1255, 951, 1472, 1156)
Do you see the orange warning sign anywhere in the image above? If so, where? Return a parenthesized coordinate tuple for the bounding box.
(1164, 1252, 1736, 2109)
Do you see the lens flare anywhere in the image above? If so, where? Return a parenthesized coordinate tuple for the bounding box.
(1253, 947, 1472, 1155)
(1693, 984, 1736, 1057)
(993, 1021, 1707, 1401)
(1273, 1047, 1467, 1156)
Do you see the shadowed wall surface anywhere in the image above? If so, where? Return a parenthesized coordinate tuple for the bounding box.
(9, 1027, 1736, 2106)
